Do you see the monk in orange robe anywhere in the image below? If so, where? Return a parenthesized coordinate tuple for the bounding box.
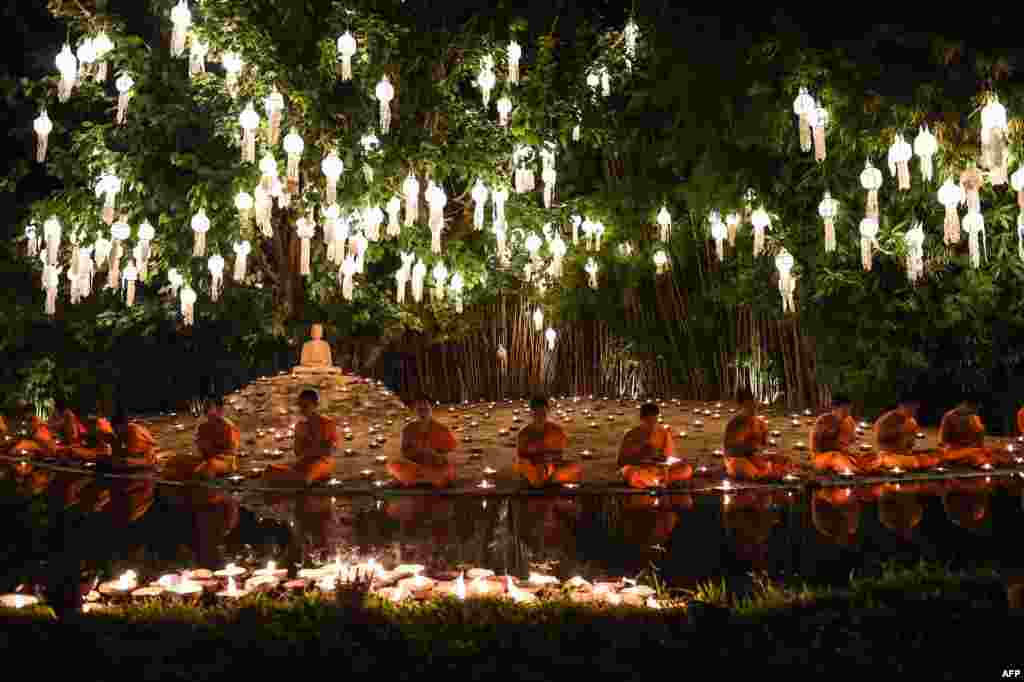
(1018, 406, 1024, 438)
(6, 414, 58, 459)
(938, 401, 1011, 468)
(50, 399, 88, 454)
(874, 396, 940, 471)
(263, 389, 337, 486)
(515, 396, 581, 487)
(618, 402, 693, 488)
(66, 406, 115, 462)
(724, 387, 795, 481)
(388, 394, 457, 488)
(107, 409, 158, 469)
(164, 397, 241, 481)
(811, 395, 882, 475)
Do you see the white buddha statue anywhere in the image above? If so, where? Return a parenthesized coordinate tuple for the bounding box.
(293, 323, 341, 374)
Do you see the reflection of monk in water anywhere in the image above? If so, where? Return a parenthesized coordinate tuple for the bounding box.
(619, 493, 693, 547)
(877, 486, 924, 540)
(515, 496, 580, 549)
(941, 477, 992, 532)
(722, 490, 782, 567)
(188, 483, 241, 568)
(291, 494, 333, 552)
(811, 488, 860, 546)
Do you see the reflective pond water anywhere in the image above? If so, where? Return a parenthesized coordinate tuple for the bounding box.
(4, 467, 1024, 612)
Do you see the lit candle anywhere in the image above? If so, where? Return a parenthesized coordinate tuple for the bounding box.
(477, 479, 494, 489)
(0, 594, 39, 609)
(720, 479, 732, 490)
(529, 572, 559, 586)
(361, 469, 374, 478)
(482, 466, 497, 475)
(840, 469, 855, 478)
(452, 572, 466, 600)
(214, 563, 247, 579)
(981, 463, 993, 471)
(253, 561, 287, 578)
(216, 576, 249, 600)
(563, 483, 579, 489)
(697, 465, 708, 474)
(890, 467, 904, 475)
(99, 570, 138, 595)
(398, 574, 435, 598)
(783, 473, 799, 481)
(506, 576, 536, 604)
(169, 576, 203, 596)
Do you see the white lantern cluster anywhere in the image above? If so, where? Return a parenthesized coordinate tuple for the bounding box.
(980, 95, 1009, 185)
(337, 32, 357, 81)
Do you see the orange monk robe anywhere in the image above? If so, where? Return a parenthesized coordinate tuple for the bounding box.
(264, 414, 337, 485)
(811, 414, 883, 475)
(164, 415, 241, 481)
(68, 417, 115, 462)
(388, 419, 458, 488)
(723, 414, 794, 481)
(874, 409, 939, 471)
(877, 490, 924, 539)
(515, 422, 581, 487)
(618, 425, 693, 488)
(811, 488, 860, 545)
(1018, 407, 1024, 437)
(722, 491, 780, 566)
(6, 416, 58, 459)
(112, 423, 158, 467)
(56, 409, 88, 447)
(938, 408, 1010, 468)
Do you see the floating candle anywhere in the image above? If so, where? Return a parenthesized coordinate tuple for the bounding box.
(0, 594, 39, 609)
(361, 469, 374, 478)
(216, 576, 249, 599)
(563, 483, 579, 489)
(529, 572, 559, 586)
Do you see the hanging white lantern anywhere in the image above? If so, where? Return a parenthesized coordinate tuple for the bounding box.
(33, 110, 52, 162)
(858, 217, 878, 271)
(180, 286, 197, 326)
(497, 96, 512, 127)
(584, 258, 599, 289)
(239, 102, 260, 163)
(44, 265, 60, 315)
(431, 261, 448, 302)
(264, 87, 284, 145)
(360, 134, 379, 184)
(188, 37, 208, 76)
(122, 260, 138, 306)
(818, 192, 839, 253)
(586, 66, 610, 96)
(93, 235, 111, 271)
(340, 255, 357, 300)
(960, 166, 983, 215)
(95, 171, 121, 225)
(581, 218, 595, 251)
(860, 159, 882, 219)
(532, 308, 544, 332)
(137, 220, 155, 279)
(477, 55, 496, 108)
(25, 224, 38, 258)
(570, 214, 582, 246)
(492, 187, 508, 232)
(656, 206, 671, 243)
(232, 241, 251, 282)
(112, 73, 135, 125)
(811, 105, 828, 161)
(362, 205, 383, 242)
(92, 32, 113, 82)
(725, 213, 740, 247)
(962, 211, 986, 269)
(188, 209, 210, 257)
(76, 38, 96, 82)
(549, 235, 566, 277)
(1018, 211, 1024, 263)
(905, 222, 924, 283)
(282, 128, 304, 193)
(508, 41, 521, 84)
(653, 249, 669, 275)
(352, 232, 368, 273)
(750, 206, 770, 257)
(792, 87, 815, 153)
(234, 191, 253, 234)
(335, 214, 352, 264)
(43, 216, 61, 267)
(471, 180, 488, 230)
(259, 151, 278, 191)
(937, 178, 963, 245)
(888, 133, 912, 191)
(572, 121, 581, 142)
(743, 188, 756, 221)
(321, 150, 344, 205)
(207, 254, 225, 301)
(710, 215, 727, 261)
(220, 51, 243, 98)
(449, 272, 465, 313)
(913, 125, 937, 182)
(55, 44, 77, 102)
(170, 1, 191, 58)
(524, 232, 543, 268)
(1012, 166, 1024, 210)
(253, 185, 272, 237)
(109, 218, 130, 289)
(395, 252, 414, 304)
(385, 196, 402, 238)
(425, 181, 446, 254)
(402, 173, 420, 226)
(981, 95, 1009, 185)
(296, 216, 315, 276)
(38, 251, 47, 287)
(77, 247, 94, 298)
(321, 204, 339, 262)
(375, 76, 394, 133)
(411, 259, 427, 303)
(624, 19, 639, 64)
(167, 268, 183, 297)
(542, 167, 556, 208)
(775, 249, 796, 313)
(513, 145, 535, 193)
(337, 31, 357, 81)
(545, 327, 557, 351)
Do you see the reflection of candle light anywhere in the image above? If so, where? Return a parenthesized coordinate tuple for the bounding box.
(840, 469, 854, 477)
(117, 571, 138, 590)
(477, 479, 494, 489)
(720, 479, 732, 490)
(981, 463, 993, 471)
(723, 494, 732, 506)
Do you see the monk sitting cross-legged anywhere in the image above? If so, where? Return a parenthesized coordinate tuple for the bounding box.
(618, 402, 692, 488)
(6, 412, 58, 459)
(263, 389, 337, 486)
(69, 408, 116, 462)
(50, 399, 88, 457)
(724, 387, 795, 481)
(874, 395, 940, 471)
(388, 394, 457, 488)
(516, 396, 581, 488)
(164, 397, 240, 481)
(107, 408, 158, 469)
(939, 401, 1011, 468)
(811, 395, 883, 475)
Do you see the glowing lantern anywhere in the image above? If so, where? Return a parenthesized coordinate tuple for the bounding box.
(542, 167, 556, 208)
(403, 172, 420, 226)
(524, 232, 543, 268)
(337, 31, 357, 81)
(725, 212, 740, 247)
(1018, 210, 1024, 263)
(253, 185, 272, 237)
(170, 1, 191, 58)
(471, 180, 489, 230)
(585, 258, 599, 288)
(860, 159, 882, 219)
(411, 259, 426, 303)
(283, 128, 304, 193)
(234, 191, 253, 234)
(137, 220, 155, 279)
(395, 252, 414, 303)
(92, 31, 113, 82)
(913, 125, 937, 182)
(180, 286, 197, 326)
(859, 217, 878, 271)
(811, 105, 828, 161)
(962, 211, 986, 269)
(167, 268, 183, 297)
(95, 171, 121, 225)
(888, 133, 912, 191)
(905, 222, 924, 283)
(375, 76, 394, 133)
(818, 191, 838, 253)
(586, 65, 610, 97)
(980, 95, 1008, 185)
(776, 248, 795, 313)
(656, 206, 671, 242)
(221, 51, 243, 98)
(296, 215, 315, 276)
(208, 254, 225, 301)
(492, 187, 508, 231)
(113, 73, 135, 125)
(44, 265, 61, 315)
(93, 234, 111, 271)
(109, 218, 130, 289)
(653, 249, 669, 274)
(386, 196, 402, 238)
(792, 87, 815, 152)
(264, 87, 284, 145)
(497, 95, 512, 127)
(960, 165, 982, 215)
(43, 216, 61, 267)
(321, 150, 344, 205)
(76, 247, 94, 298)
(363, 205, 384, 242)
(550, 235, 567, 277)
(477, 54, 496, 107)
(532, 308, 544, 332)
(545, 327, 557, 351)
(352, 233, 368, 273)
(513, 145, 535, 193)
(431, 261, 448, 302)
(239, 102, 260, 163)
(425, 181, 446, 254)
(123, 260, 138, 306)
(33, 110, 52, 162)
(187, 209, 209, 257)
(188, 37, 208, 76)
(322, 204, 339, 262)
(25, 224, 38, 258)
(55, 44, 77, 102)
(710, 213, 727, 261)
(750, 206, 770, 257)
(937, 178, 963, 245)
(340, 256, 357, 300)
(259, 151, 278, 191)
(76, 38, 95, 81)
(233, 241, 250, 282)
(508, 40, 521, 84)
(624, 19, 639, 65)
(450, 272, 465, 313)
(1013, 167, 1024, 260)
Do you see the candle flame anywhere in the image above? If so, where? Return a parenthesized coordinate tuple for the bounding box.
(118, 570, 138, 588)
(267, 561, 276, 572)
(454, 572, 466, 600)
(645, 596, 660, 609)
(228, 576, 238, 594)
(528, 572, 558, 585)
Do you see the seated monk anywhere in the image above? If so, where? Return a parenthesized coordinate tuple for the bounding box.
(618, 402, 693, 488)
(811, 395, 883, 475)
(6, 413, 58, 459)
(515, 396, 581, 487)
(164, 397, 240, 481)
(874, 395, 940, 471)
(103, 409, 158, 469)
(724, 387, 795, 481)
(263, 389, 337, 486)
(1018, 405, 1024, 438)
(51, 399, 88, 455)
(69, 410, 116, 462)
(388, 394, 457, 488)
(939, 401, 1011, 468)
